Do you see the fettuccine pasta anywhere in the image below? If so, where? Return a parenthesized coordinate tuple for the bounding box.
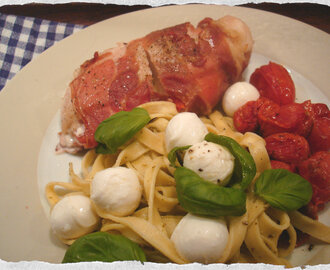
(46, 101, 330, 266)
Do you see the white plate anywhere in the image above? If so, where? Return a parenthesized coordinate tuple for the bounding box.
(0, 4, 329, 264)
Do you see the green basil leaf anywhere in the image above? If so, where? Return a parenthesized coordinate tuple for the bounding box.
(205, 133, 256, 190)
(95, 107, 151, 154)
(255, 169, 313, 212)
(175, 167, 246, 217)
(62, 232, 146, 263)
(95, 143, 110, 154)
(167, 145, 191, 167)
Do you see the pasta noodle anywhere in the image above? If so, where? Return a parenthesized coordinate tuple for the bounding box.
(46, 101, 330, 266)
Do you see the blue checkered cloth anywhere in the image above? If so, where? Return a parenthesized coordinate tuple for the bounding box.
(0, 13, 86, 91)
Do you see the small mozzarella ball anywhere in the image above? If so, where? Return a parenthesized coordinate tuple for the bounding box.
(183, 141, 234, 186)
(171, 213, 229, 264)
(91, 167, 141, 216)
(50, 194, 99, 239)
(165, 112, 208, 152)
(222, 82, 260, 117)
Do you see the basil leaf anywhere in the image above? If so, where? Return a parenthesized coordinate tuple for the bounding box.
(205, 133, 256, 190)
(62, 232, 146, 263)
(95, 107, 151, 154)
(255, 169, 313, 212)
(167, 145, 191, 167)
(175, 167, 246, 217)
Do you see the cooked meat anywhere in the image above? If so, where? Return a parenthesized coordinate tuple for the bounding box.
(56, 15, 253, 153)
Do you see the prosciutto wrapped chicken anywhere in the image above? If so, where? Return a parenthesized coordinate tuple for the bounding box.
(57, 15, 253, 153)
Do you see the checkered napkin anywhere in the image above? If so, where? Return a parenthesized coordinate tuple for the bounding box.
(0, 13, 85, 91)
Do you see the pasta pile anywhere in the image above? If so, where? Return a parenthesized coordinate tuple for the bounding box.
(46, 101, 330, 266)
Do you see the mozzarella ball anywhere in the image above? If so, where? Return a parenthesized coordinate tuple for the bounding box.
(171, 213, 229, 264)
(91, 167, 141, 216)
(183, 141, 234, 186)
(165, 112, 208, 152)
(222, 82, 260, 117)
(50, 194, 99, 239)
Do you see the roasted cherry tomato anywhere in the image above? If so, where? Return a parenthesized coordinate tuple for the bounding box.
(312, 103, 330, 118)
(255, 98, 280, 136)
(270, 160, 296, 173)
(301, 100, 330, 153)
(265, 133, 310, 164)
(302, 100, 330, 120)
(298, 151, 330, 218)
(308, 117, 330, 153)
(233, 100, 258, 133)
(250, 62, 295, 105)
(258, 100, 313, 137)
(233, 97, 278, 134)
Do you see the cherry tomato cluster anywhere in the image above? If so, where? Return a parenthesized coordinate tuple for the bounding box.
(233, 61, 330, 219)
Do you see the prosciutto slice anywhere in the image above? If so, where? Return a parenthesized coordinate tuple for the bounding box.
(57, 15, 253, 153)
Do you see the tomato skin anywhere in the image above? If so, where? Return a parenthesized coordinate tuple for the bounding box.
(265, 133, 310, 164)
(250, 62, 295, 105)
(301, 100, 330, 153)
(233, 97, 278, 134)
(298, 151, 330, 218)
(278, 103, 313, 137)
(270, 160, 296, 173)
(233, 100, 258, 133)
(298, 151, 330, 190)
(256, 98, 280, 136)
(302, 100, 330, 120)
(312, 103, 330, 118)
(258, 101, 313, 137)
(308, 117, 330, 153)
(233, 97, 314, 137)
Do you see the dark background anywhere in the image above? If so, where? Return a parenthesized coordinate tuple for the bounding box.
(0, 3, 329, 34)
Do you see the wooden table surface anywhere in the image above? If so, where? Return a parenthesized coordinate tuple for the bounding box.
(0, 3, 330, 34)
